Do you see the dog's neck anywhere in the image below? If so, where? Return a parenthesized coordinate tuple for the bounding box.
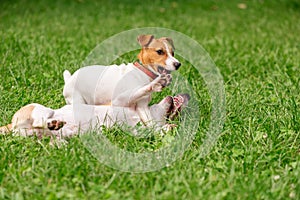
(133, 61, 159, 80)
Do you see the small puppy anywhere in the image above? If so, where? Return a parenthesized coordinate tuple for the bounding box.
(0, 94, 190, 138)
(63, 35, 181, 127)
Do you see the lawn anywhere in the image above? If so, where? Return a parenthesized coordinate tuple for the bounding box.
(0, 0, 300, 199)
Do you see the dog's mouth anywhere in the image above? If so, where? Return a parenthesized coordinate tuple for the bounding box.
(157, 66, 171, 74)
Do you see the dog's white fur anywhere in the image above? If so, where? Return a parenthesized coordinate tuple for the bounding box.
(0, 35, 182, 137)
(0, 97, 173, 138)
(63, 35, 180, 126)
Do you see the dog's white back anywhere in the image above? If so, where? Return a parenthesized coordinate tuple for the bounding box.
(63, 63, 151, 105)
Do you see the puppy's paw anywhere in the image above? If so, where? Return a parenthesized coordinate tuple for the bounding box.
(47, 120, 66, 130)
(152, 83, 163, 92)
(158, 74, 172, 87)
(151, 74, 172, 91)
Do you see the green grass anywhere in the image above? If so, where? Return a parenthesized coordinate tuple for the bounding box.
(1, 0, 300, 199)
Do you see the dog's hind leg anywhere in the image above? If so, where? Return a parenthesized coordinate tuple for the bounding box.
(150, 96, 173, 125)
(65, 92, 87, 105)
(168, 94, 190, 120)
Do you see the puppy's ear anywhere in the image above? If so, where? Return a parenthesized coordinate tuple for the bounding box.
(137, 35, 154, 47)
(162, 37, 175, 50)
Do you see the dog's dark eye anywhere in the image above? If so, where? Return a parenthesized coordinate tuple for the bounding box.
(171, 51, 174, 56)
(156, 49, 164, 55)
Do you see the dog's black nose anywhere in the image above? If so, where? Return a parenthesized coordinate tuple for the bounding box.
(174, 62, 181, 70)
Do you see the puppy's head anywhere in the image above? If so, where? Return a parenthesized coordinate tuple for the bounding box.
(137, 35, 181, 73)
(12, 103, 54, 131)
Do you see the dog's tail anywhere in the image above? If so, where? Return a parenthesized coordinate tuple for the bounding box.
(0, 124, 12, 135)
(63, 70, 71, 83)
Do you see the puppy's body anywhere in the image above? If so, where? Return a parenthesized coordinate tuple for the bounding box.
(0, 97, 174, 137)
(63, 63, 151, 106)
(63, 35, 181, 126)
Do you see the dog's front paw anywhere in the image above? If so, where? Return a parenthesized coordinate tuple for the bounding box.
(151, 74, 172, 92)
(152, 82, 163, 92)
(151, 74, 164, 92)
(159, 74, 172, 87)
(47, 120, 66, 130)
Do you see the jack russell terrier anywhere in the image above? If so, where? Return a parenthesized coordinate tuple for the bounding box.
(0, 94, 190, 138)
(63, 35, 181, 127)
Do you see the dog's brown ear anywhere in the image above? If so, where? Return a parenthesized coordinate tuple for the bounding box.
(137, 35, 154, 47)
(162, 37, 175, 50)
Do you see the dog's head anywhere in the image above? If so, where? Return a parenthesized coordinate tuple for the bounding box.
(12, 103, 54, 131)
(137, 35, 181, 73)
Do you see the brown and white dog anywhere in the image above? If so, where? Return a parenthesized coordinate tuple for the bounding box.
(63, 35, 181, 127)
(0, 94, 190, 138)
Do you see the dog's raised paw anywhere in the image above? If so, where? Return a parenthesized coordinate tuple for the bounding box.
(152, 83, 163, 92)
(47, 120, 66, 130)
(150, 73, 172, 92)
(159, 74, 172, 87)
